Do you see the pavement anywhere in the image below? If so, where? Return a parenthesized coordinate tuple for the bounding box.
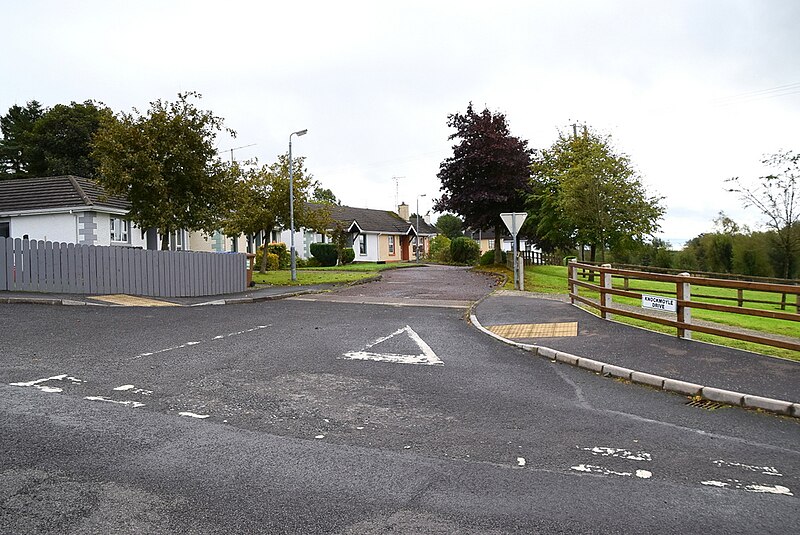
(471, 289, 800, 416)
(0, 283, 337, 307)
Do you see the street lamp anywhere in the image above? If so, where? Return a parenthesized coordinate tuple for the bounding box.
(289, 128, 307, 281)
(416, 193, 426, 262)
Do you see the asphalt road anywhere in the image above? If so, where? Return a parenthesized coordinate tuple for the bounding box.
(1, 266, 798, 534)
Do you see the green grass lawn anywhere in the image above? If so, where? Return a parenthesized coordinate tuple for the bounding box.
(251, 262, 418, 285)
(479, 263, 800, 360)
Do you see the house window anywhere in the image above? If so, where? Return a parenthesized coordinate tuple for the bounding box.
(110, 218, 129, 242)
(0, 222, 9, 239)
(173, 230, 185, 251)
(358, 234, 367, 255)
(388, 235, 395, 255)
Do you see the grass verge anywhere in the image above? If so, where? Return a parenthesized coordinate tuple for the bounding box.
(251, 262, 417, 285)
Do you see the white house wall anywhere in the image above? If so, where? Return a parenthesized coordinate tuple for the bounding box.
(3, 212, 146, 248)
(7, 213, 78, 243)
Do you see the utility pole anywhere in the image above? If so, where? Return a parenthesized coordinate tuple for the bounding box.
(571, 123, 578, 139)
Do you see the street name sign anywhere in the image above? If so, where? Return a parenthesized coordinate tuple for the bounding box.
(642, 294, 677, 312)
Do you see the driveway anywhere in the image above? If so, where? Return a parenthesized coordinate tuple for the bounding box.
(298, 264, 499, 308)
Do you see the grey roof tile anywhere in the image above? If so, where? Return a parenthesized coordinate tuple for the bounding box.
(0, 175, 130, 213)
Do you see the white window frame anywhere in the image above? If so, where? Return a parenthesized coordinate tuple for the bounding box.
(110, 217, 129, 242)
(358, 234, 367, 255)
(388, 235, 395, 255)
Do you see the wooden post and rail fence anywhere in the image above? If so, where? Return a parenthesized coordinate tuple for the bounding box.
(567, 260, 800, 353)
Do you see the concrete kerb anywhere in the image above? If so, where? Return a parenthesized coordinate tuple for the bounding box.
(467, 305, 799, 419)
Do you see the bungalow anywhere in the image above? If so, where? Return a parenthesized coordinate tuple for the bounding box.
(323, 204, 418, 262)
(0, 175, 190, 250)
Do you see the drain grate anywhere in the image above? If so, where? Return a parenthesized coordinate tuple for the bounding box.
(686, 398, 728, 410)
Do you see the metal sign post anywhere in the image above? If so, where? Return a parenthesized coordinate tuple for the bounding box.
(500, 212, 527, 290)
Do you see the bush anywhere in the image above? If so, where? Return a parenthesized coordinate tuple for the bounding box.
(479, 249, 507, 266)
(295, 257, 307, 268)
(450, 237, 480, 265)
(340, 248, 355, 265)
(305, 257, 321, 267)
(264, 252, 279, 271)
(310, 242, 338, 266)
(429, 235, 451, 263)
(267, 242, 290, 269)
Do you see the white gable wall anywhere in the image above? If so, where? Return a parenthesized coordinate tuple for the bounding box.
(3, 211, 147, 248)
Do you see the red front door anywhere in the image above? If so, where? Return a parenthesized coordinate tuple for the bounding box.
(400, 236, 410, 261)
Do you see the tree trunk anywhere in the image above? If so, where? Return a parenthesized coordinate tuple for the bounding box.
(494, 224, 502, 264)
(160, 231, 170, 251)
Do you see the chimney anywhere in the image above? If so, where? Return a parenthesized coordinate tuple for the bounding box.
(423, 212, 431, 225)
(398, 202, 410, 221)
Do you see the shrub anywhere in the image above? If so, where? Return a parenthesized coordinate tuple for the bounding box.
(305, 257, 321, 267)
(450, 236, 480, 265)
(479, 249, 507, 266)
(264, 252, 279, 271)
(267, 242, 290, 269)
(310, 242, 338, 266)
(295, 257, 307, 268)
(429, 235, 451, 263)
(341, 248, 355, 265)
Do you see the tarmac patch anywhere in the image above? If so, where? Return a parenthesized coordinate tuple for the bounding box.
(488, 322, 578, 339)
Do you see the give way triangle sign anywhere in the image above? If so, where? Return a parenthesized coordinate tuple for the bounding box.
(340, 325, 443, 366)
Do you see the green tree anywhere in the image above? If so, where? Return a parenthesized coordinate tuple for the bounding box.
(727, 150, 800, 279)
(435, 214, 463, 239)
(0, 101, 44, 178)
(434, 103, 532, 263)
(93, 92, 236, 250)
(312, 186, 340, 205)
(28, 101, 112, 177)
(529, 126, 664, 262)
(224, 154, 327, 272)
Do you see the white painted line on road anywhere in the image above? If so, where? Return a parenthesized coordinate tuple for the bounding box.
(130, 324, 271, 360)
(340, 325, 443, 366)
(84, 396, 145, 408)
(517, 457, 526, 467)
(701, 479, 793, 496)
(571, 464, 652, 479)
(10, 374, 82, 393)
(114, 384, 135, 391)
(712, 459, 782, 476)
(179, 411, 210, 419)
(581, 446, 652, 462)
(315, 435, 325, 439)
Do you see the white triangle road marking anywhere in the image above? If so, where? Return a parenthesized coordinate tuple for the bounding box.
(340, 325, 443, 366)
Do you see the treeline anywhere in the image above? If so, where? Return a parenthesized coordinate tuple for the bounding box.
(596, 215, 800, 280)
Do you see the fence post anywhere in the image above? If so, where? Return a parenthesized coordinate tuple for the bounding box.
(568, 259, 576, 304)
(518, 252, 525, 291)
(737, 288, 744, 307)
(677, 272, 692, 340)
(600, 264, 612, 319)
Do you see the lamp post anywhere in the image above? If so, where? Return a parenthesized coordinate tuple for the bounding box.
(289, 128, 307, 281)
(415, 194, 426, 262)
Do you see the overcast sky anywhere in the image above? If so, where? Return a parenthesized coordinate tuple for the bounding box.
(4, 0, 799, 247)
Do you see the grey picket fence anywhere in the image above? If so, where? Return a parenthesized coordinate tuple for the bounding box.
(0, 237, 246, 297)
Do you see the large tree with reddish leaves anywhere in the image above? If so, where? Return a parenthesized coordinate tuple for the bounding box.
(434, 103, 532, 262)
